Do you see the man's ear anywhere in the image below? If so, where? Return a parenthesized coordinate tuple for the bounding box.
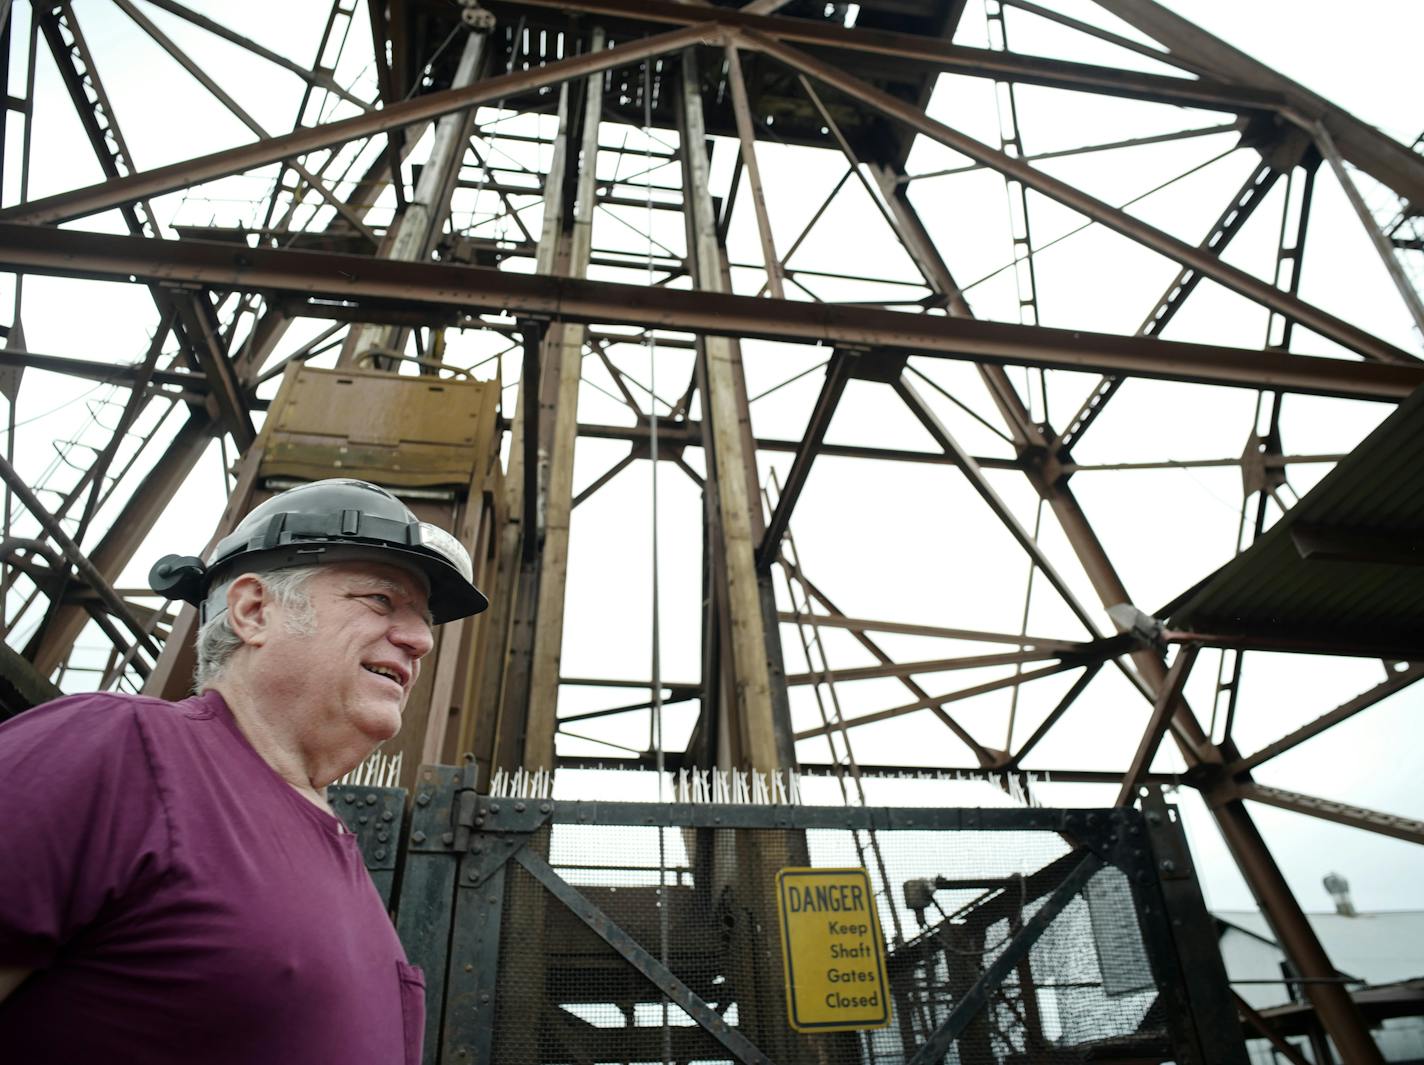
(226, 574, 272, 647)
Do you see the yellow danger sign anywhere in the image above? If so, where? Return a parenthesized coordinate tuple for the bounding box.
(775, 867, 890, 1032)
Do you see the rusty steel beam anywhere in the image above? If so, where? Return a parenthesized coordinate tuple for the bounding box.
(1091, 0, 1424, 209)
(794, 659, 1082, 741)
(1230, 991, 1313, 1065)
(756, 350, 850, 570)
(0, 453, 160, 662)
(138, 0, 371, 111)
(1226, 782, 1424, 848)
(28, 412, 214, 677)
(579, 420, 1025, 470)
(785, 646, 1067, 686)
(0, 23, 712, 226)
(485, 0, 1284, 112)
(779, 559, 996, 764)
(742, 28, 1415, 367)
(0, 348, 202, 390)
(723, 41, 785, 299)
(1228, 665, 1424, 776)
(1116, 644, 1199, 806)
(2, 224, 1419, 399)
(893, 374, 1107, 638)
(1002, 664, 1102, 769)
(774, 611, 1078, 650)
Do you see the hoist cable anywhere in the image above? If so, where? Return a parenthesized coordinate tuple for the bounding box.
(642, 50, 671, 1065)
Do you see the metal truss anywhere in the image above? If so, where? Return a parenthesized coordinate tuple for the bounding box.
(0, 1, 1420, 1060)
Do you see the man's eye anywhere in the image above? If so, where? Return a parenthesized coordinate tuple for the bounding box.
(365, 594, 393, 610)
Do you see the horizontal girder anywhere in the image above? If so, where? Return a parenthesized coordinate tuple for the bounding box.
(0, 224, 1417, 401)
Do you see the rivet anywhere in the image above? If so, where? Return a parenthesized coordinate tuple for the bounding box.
(417, 793, 431, 807)
(464, 963, 473, 973)
(377, 830, 389, 843)
(1160, 859, 1176, 873)
(467, 870, 480, 881)
(412, 831, 427, 844)
(358, 815, 370, 825)
(381, 811, 394, 822)
(474, 816, 486, 826)
(514, 801, 526, 813)
(344, 794, 357, 804)
(442, 831, 455, 845)
(479, 993, 490, 1003)
(472, 841, 484, 853)
(375, 848, 387, 860)
(365, 794, 378, 805)
(489, 803, 501, 814)
(540, 802, 551, 813)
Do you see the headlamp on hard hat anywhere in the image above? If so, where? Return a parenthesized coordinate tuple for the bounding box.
(413, 523, 473, 584)
(147, 479, 488, 624)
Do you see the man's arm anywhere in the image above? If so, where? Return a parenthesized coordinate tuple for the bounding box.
(0, 967, 31, 1003)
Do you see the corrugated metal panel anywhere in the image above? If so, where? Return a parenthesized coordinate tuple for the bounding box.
(1168, 386, 1424, 657)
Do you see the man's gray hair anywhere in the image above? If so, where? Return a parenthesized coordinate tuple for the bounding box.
(194, 565, 323, 690)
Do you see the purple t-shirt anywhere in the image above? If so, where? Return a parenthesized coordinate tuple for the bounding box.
(0, 689, 424, 1064)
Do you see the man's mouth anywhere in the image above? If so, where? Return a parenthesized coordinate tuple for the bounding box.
(362, 663, 407, 688)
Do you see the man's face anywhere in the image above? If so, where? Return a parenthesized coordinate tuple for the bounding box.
(262, 560, 435, 750)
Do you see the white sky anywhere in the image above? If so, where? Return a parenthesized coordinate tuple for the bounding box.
(1, 0, 1421, 919)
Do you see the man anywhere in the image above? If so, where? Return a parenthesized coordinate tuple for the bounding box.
(0, 478, 486, 1064)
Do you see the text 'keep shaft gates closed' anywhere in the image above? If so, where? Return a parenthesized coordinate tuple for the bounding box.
(776, 867, 891, 1033)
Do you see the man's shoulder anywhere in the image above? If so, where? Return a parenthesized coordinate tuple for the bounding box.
(0, 690, 214, 744)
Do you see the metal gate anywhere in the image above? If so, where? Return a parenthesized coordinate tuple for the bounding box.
(331, 766, 1247, 1065)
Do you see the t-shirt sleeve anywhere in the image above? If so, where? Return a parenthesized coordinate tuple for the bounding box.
(0, 695, 173, 969)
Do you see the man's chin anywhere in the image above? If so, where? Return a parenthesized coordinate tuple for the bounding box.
(356, 704, 404, 745)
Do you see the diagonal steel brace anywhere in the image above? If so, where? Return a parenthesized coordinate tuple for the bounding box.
(515, 847, 775, 1065)
(906, 849, 1104, 1065)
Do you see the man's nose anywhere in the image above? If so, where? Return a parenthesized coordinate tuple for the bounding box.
(391, 612, 435, 660)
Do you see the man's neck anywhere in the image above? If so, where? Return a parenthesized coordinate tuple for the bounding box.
(208, 677, 336, 813)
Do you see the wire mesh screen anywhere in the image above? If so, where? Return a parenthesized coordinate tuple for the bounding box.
(482, 819, 1173, 1065)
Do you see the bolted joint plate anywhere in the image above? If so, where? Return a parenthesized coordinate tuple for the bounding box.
(1061, 807, 1155, 882)
(472, 796, 554, 833)
(406, 765, 466, 853)
(1140, 794, 1195, 882)
(460, 833, 535, 888)
(329, 785, 407, 870)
